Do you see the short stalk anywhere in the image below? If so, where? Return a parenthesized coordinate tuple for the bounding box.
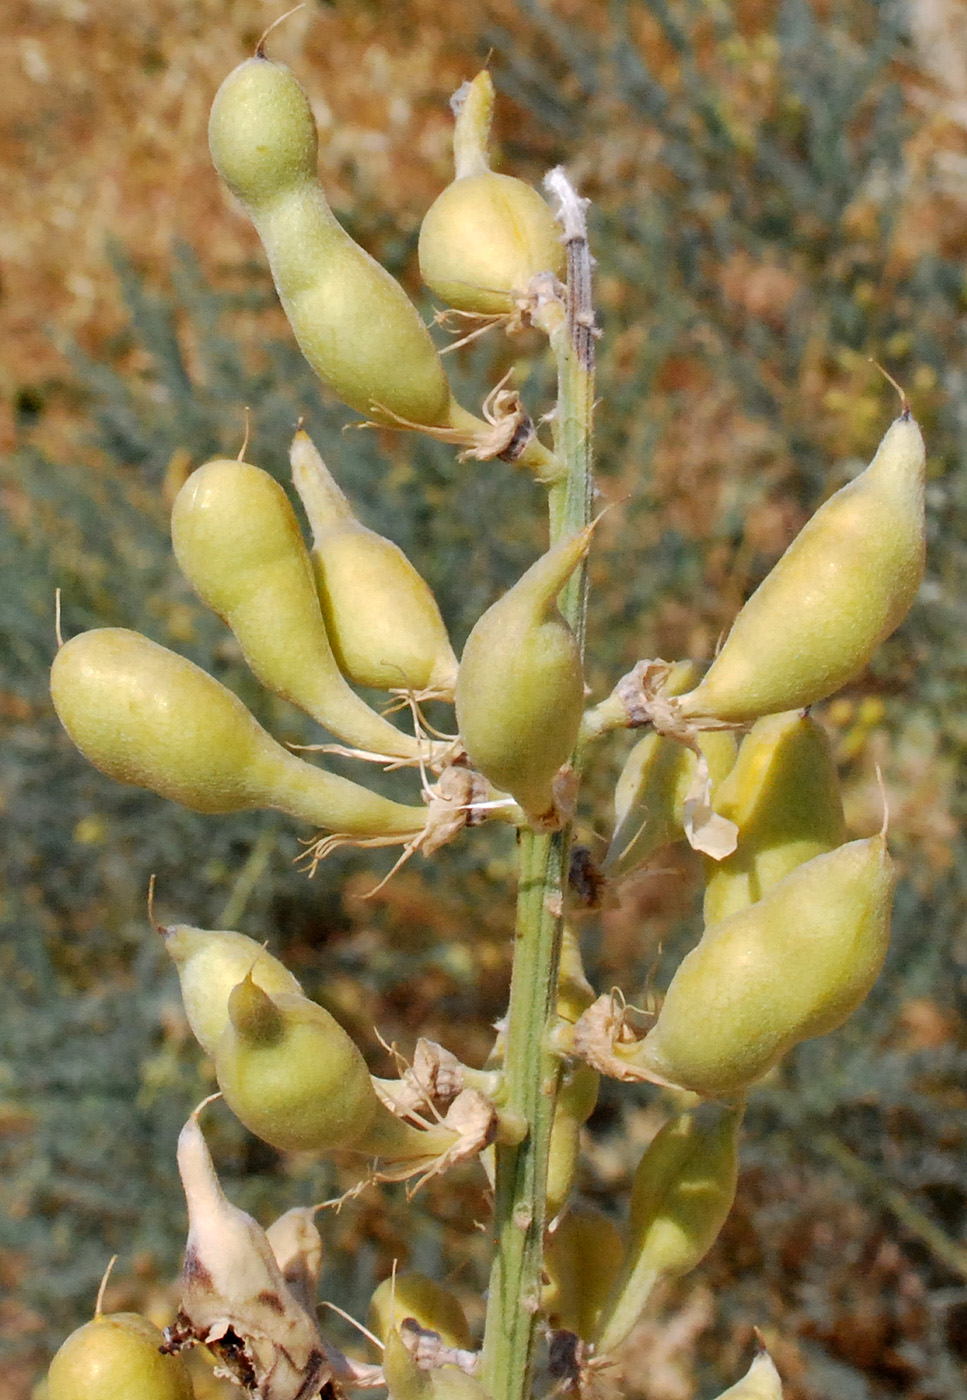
(482, 169, 596, 1400)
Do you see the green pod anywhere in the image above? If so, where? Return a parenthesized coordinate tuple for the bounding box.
(382, 1333, 490, 1400)
(50, 628, 428, 842)
(455, 525, 592, 820)
(369, 1273, 473, 1350)
(163, 923, 302, 1058)
(171, 458, 429, 760)
(712, 1351, 783, 1399)
(678, 412, 926, 724)
(215, 977, 457, 1161)
(606, 729, 737, 878)
(635, 836, 894, 1098)
(209, 57, 462, 431)
(47, 1314, 195, 1400)
(542, 1207, 624, 1341)
(545, 1062, 599, 1219)
(418, 72, 565, 315)
(594, 1103, 741, 1354)
(290, 431, 458, 696)
(703, 710, 846, 926)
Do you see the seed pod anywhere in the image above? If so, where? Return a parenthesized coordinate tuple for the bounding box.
(594, 1104, 741, 1354)
(47, 1313, 195, 1400)
(50, 629, 428, 842)
(678, 412, 926, 724)
(163, 924, 302, 1057)
(606, 722, 737, 877)
(209, 56, 463, 431)
(171, 1108, 331, 1400)
(369, 1273, 473, 1350)
(289, 431, 458, 696)
(545, 1062, 599, 1219)
(636, 836, 894, 1098)
(418, 72, 565, 315)
(542, 1207, 624, 1340)
(712, 1351, 783, 1400)
(382, 1330, 490, 1400)
(215, 975, 458, 1161)
(455, 525, 592, 820)
(171, 458, 430, 760)
(703, 710, 846, 927)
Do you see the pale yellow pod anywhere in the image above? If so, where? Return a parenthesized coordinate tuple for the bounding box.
(703, 710, 845, 926)
(290, 431, 458, 695)
(636, 836, 894, 1098)
(47, 1314, 195, 1400)
(543, 1208, 624, 1341)
(679, 412, 926, 724)
(162, 924, 303, 1057)
(369, 1273, 473, 1350)
(50, 628, 428, 842)
(171, 458, 428, 760)
(209, 57, 457, 429)
(455, 525, 592, 819)
(712, 1351, 784, 1400)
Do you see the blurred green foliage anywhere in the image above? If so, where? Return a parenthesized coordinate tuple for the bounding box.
(3, 1, 967, 1395)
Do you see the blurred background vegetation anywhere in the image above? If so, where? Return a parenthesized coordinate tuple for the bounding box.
(2, 1, 967, 1397)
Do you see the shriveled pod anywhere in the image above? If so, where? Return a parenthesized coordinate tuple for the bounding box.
(678, 411, 926, 724)
(542, 1207, 624, 1340)
(418, 71, 565, 315)
(171, 458, 433, 761)
(163, 923, 302, 1057)
(369, 1272, 473, 1351)
(703, 709, 846, 926)
(455, 524, 593, 820)
(172, 1108, 331, 1400)
(633, 836, 894, 1098)
(47, 1313, 195, 1400)
(289, 430, 458, 696)
(606, 662, 737, 877)
(712, 1351, 784, 1400)
(265, 1206, 324, 1314)
(50, 629, 428, 844)
(215, 974, 458, 1161)
(594, 1103, 742, 1354)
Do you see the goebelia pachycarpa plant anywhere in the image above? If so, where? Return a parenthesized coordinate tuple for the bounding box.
(45, 32, 926, 1400)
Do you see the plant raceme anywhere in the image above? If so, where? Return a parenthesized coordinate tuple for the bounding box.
(46, 36, 928, 1400)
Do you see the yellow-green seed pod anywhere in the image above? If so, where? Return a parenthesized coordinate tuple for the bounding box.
(711, 1351, 784, 1400)
(703, 710, 846, 927)
(455, 525, 592, 820)
(209, 56, 461, 430)
(47, 1313, 195, 1400)
(634, 836, 894, 1098)
(542, 1207, 624, 1340)
(382, 1332, 490, 1400)
(289, 431, 458, 696)
(606, 728, 737, 878)
(171, 458, 429, 760)
(545, 1062, 599, 1220)
(369, 1273, 473, 1350)
(215, 976, 457, 1161)
(50, 629, 428, 843)
(418, 72, 565, 315)
(678, 412, 926, 724)
(594, 1104, 741, 1354)
(162, 924, 302, 1058)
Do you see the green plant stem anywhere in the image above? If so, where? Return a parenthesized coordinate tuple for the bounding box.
(482, 171, 596, 1400)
